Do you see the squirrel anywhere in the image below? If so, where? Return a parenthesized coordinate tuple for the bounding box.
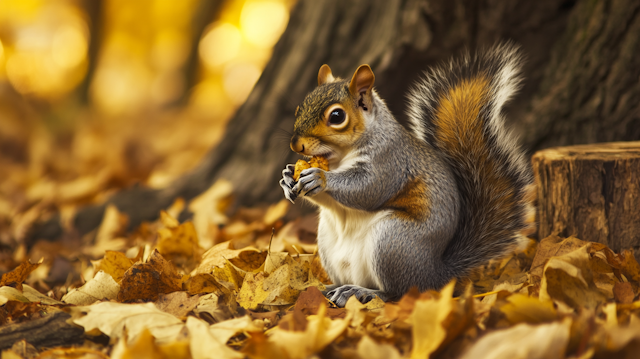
(279, 43, 535, 307)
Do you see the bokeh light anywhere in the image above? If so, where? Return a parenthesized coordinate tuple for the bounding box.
(240, 1, 289, 48)
(199, 23, 243, 68)
(51, 24, 88, 69)
(0, 3, 88, 99)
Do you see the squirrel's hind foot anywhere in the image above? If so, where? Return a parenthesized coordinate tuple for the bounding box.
(323, 284, 387, 307)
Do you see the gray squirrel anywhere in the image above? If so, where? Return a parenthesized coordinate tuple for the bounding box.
(279, 43, 535, 307)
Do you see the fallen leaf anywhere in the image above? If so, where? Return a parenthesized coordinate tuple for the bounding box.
(0, 259, 41, 291)
(196, 241, 266, 275)
(499, 293, 557, 324)
(87, 204, 128, 257)
(193, 292, 238, 323)
(357, 335, 401, 359)
(36, 347, 110, 359)
(209, 315, 262, 344)
(619, 249, 640, 283)
(62, 270, 120, 305)
(157, 211, 203, 269)
(266, 305, 351, 359)
(7, 340, 38, 359)
(188, 179, 234, 249)
(460, 318, 571, 359)
(613, 282, 635, 304)
(154, 291, 200, 319)
(596, 314, 640, 355)
(263, 200, 289, 226)
(539, 245, 607, 309)
(0, 285, 63, 305)
(71, 302, 185, 343)
(186, 316, 243, 359)
(110, 328, 190, 359)
(530, 235, 588, 279)
(1, 301, 43, 324)
(92, 251, 135, 282)
(237, 257, 320, 310)
(118, 250, 182, 302)
(409, 281, 455, 358)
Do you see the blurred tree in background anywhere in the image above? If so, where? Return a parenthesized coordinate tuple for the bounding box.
(0, 0, 638, 246)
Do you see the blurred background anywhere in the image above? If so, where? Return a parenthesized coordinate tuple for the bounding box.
(0, 0, 294, 241)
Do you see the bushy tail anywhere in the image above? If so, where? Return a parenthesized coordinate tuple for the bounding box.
(406, 43, 535, 275)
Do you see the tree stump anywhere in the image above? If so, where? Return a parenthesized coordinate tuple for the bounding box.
(532, 142, 640, 258)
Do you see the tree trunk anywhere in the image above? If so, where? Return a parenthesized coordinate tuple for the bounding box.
(27, 0, 640, 243)
(533, 142, 640, 257)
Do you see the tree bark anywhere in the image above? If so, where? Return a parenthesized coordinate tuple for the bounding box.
(27, 0, 640, 243)
(533, 142, 640, 256)
(0, 311, 84, 350)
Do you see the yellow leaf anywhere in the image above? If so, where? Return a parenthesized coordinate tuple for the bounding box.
(208, 316, 262, 345)
(157, 217, 202, 265)
(357, 335, 401, 359)
(267, 305, 351, 359)
(196, 241, 266, 275)
(460, 318, 571, 359)
(189, 179, 234, 249)
(410, 281, 455, 359)
(186, 316, 243, 359)
(499, 293, 557, 324)
(263, 199, 289, 226)
(87, 204, 128, 257)
(92, 251, 134, 282)
(71, 302, 184, 343)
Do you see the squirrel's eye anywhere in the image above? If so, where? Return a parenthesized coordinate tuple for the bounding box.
(324, 104, 349, 130)
(328, 109, 346, 125)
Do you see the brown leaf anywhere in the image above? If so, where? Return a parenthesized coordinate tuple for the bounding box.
(530, 235, 588, 280)
(154, 291, 200, 319)
(620, 249, 640, 283)
(117, 250, 182, 302)
(0, 259, 41, 291)
(613, 282, 635, 304)
(539, 245, 607, 309)
(1, 301, 43, 324)
(279, 287, 346, 331)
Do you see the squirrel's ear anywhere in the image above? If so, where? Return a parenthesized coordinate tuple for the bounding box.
(317, 64, 335, 85)
(349, 65, 375, 97)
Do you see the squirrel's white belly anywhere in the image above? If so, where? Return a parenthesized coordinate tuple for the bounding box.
(316, 203, 390, 290)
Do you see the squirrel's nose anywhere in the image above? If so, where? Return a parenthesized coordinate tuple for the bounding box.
(290, 135, 305, 153)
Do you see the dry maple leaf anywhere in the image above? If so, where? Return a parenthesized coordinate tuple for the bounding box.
(0, 259, 42, 291)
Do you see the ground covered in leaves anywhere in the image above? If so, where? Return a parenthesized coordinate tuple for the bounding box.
(0, 182, 640, 359)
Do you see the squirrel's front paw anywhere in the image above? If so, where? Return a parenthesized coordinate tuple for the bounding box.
(293, 167, 326, 198)
(280, 164, 297, 203)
